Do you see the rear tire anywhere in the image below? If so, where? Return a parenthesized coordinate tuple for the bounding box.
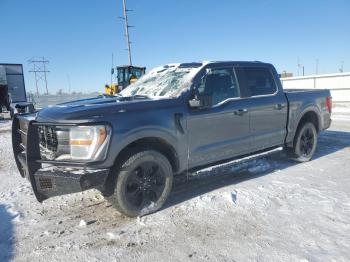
(287, 122, 318, 162)
(107, 150, 173, 217)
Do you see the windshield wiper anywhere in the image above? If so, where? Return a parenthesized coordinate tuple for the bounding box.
(132, 94, 151, 99)
(101, 93, 123, 98)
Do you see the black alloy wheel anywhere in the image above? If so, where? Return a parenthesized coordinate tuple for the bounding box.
(288, 122, 318, 162)
(299, 126, 315, 157)
(107, 150, 173, 217)
(125, 162, 166, 209)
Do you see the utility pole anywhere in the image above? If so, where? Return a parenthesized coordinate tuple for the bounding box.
(340, 61, 344, 73)
(111, 53, 114, 87)
(28, 57, 50, 95)
(67, 74, 71, 93)
(111, 53, 119, 86)
(121, 0, 133, 66)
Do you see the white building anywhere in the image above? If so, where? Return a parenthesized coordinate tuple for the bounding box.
(281, 72, 350, 106)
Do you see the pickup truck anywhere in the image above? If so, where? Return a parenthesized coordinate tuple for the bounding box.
(12, 61, 332, 217)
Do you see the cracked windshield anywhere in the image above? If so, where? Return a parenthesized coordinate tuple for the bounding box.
(120, 65, 200, 98)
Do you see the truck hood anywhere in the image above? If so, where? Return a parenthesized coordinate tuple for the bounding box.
(35, 96, 180, 123)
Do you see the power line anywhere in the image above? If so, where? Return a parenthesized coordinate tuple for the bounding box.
(28, 57, 50, 95)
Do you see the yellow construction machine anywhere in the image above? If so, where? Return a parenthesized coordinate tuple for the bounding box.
(105, 65, 146, 95)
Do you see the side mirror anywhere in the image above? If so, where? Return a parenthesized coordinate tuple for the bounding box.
(188, 97, 201, 108)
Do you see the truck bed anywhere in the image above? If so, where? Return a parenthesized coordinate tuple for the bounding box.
(284, 89, 332, 145)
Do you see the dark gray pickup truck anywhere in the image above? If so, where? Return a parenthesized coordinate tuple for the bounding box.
(12, 61, 332, 217)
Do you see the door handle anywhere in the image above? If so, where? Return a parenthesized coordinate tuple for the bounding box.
(274, 103, 286, 110)
(234, 109, 248, 116)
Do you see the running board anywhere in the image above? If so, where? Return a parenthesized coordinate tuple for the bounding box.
(189, 146, 283, 174)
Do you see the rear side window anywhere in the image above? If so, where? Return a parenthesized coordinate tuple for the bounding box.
(239, 67, 277, 96)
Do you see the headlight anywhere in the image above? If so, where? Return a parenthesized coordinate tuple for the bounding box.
(39, 125, 111, 162)
(69, 126, 108, 160)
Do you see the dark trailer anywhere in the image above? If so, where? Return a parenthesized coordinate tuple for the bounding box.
(0, 63, 33, 117)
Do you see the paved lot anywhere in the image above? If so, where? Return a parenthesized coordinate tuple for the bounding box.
(1, 114, 350, 262)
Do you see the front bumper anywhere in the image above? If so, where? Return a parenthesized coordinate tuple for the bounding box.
(12, 114, 109, 202)
(32, 166, 109, 201)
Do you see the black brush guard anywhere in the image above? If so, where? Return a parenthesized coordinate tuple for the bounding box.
(12, 114, 109, 202)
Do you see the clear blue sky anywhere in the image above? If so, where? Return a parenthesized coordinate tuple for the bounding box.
(1, 0, 349, 94)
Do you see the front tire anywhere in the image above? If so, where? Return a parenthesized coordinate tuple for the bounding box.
(288, 122, 318, 162)
(107, 150, 173, 217)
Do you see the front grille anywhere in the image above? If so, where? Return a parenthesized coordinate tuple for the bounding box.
(38, 126, 58, 160)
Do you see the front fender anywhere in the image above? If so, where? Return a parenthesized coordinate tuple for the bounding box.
(105, 126, 187, 173)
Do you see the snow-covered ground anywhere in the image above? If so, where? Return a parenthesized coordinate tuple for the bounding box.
(332, 106, 350, 114)
(0, 120, 12, 130)
(1, 114, 350, 262)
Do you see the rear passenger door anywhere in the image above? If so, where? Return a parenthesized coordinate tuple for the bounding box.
(235, 66, 288, 151)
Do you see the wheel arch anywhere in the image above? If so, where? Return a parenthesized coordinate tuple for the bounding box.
(286, 107, 321, 147)
(103, 136, 180, 196)
(296, 110, 320, 133)
(114, 137, 180, 172)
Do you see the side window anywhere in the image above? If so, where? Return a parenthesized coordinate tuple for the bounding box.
(242, 67, 277, 96)
(117, 68, 125, 83)
(197, 67, 240, 106)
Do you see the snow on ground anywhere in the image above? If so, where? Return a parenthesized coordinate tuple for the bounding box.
(1, 117, 350, 262)
(332, 106, 350, 114)
(331, 114, 350, 122)
(0, 116, 12, 132)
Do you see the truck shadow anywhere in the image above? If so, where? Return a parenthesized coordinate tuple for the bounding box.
(0, 205, 14, 262)
(165, 130, 350, 209)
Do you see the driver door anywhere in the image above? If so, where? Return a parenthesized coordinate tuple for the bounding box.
(186, 66, 251, 168)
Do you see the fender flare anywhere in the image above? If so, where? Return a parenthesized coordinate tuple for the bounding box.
(107, 126, 185, 171)
(286, 105, 322, 146)
(295, 106, 322, 131)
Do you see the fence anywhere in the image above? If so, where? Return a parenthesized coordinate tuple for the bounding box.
(281, 72, 350, 105)
(27, 92, 100, 109)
